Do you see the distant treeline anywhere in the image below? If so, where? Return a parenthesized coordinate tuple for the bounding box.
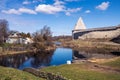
(52, 35, 72, 41)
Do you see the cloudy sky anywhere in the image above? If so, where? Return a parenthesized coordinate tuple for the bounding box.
(0, 0, 120, 36)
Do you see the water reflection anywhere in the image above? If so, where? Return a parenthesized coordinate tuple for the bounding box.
(0, 48, 73, 70)
(111, 52, 120, 56)
(73, 50, 86, 60)
(0, 53, 32, 68)
(50, 48, 72, 65)
(0, 51, 54, 70)
(72, 50, 120, 60)
(0, 48, 119, 70)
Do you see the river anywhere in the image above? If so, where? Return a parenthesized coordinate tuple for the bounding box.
(0, 47, 119, 70)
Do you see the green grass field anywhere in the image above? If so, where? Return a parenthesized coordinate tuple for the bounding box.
(41, 64, 120, 80)
(0, 62, 120, 80)
(0, 66, 44, 80)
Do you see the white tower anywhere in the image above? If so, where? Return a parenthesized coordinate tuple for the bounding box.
(72, 17, 86, 39)
(74, 17, 86, 30)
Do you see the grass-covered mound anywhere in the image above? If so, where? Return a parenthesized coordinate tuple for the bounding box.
(0, 66, 44, 80)
(41, 64, 120, 80)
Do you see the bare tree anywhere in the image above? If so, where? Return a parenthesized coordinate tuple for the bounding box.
(41, 25, 52, 41)
(0, 19, 9, 44)
(33, 31, 44, 42)
(33, 25, 52, 42)
(32, 25, 52, 50)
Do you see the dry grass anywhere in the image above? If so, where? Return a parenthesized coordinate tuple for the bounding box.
(63, 40, 120, 52)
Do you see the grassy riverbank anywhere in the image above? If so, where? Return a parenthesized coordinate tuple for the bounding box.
(40, 63, 120, 80)
(0, 66, 44, 80)
(38, 40, 120, 80)
(1, 57, 120, 80)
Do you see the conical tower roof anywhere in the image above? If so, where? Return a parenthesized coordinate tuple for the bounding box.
(74, 17, 86, 30)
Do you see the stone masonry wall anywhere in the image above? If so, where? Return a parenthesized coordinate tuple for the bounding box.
(73, 26, 120, 40)
(79, 28, 120, 39)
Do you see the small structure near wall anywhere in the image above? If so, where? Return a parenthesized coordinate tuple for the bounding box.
(67, 60, 71, 64)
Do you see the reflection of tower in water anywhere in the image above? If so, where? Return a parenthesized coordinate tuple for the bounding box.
(72, 50, 86, 60)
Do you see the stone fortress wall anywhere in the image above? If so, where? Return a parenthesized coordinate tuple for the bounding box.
(73, 26, 120, 40)
(72, 17, 120, 41)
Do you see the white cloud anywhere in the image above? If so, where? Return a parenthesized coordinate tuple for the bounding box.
(85, 10, 91, 13)
(23, 0, 44, 4)
(35, 4, 64, 14)
(96, 1, 110, 10)
(35, 0, 65, 14)
(19, 8, 37, 14)
(35, 0, 81, 15)
(54, 0, 65, 6)
(33, 0, 44, 3)
(65, 12, 71, 16)
(23, 1, 31, 5)
(2, 0, 81, 16)
(2, 9, 21, 15)
(66, 8, 81, 12)
(2, 8, 37, 15)
(65, 8, 81, 16)
(64, 0, 80, 2)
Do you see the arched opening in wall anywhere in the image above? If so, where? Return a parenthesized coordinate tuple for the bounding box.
(111, 35, 120, 44)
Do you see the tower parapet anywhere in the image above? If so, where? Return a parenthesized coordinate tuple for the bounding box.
(72, 17, 86, 39)
(74, 17, 86, 30)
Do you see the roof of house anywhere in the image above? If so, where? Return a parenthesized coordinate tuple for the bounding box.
(8, 32, 22, 38)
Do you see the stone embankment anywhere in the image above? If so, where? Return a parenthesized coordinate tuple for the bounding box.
(23, 68, 67, 80)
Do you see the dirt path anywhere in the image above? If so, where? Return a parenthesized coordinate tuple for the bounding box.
(87, 57, 119, 63)
(88, 63, 120, 73)
(73, 59, 120, 74)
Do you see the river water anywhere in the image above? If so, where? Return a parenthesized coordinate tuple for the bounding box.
(0, 47, 119, 70)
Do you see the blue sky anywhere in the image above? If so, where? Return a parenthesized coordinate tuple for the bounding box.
(0, 0, 120, 36)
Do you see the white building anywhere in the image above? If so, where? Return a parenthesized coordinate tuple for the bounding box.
(6, 33, 23, 44)
(24, 37, 33, 44)
(6, 32, 33, 44)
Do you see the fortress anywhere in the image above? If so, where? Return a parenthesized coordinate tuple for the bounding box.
(72, 17, 120, 41)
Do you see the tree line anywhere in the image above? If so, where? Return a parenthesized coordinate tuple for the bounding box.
(0, 19, 9, 44)
(0, 19, 53, 50)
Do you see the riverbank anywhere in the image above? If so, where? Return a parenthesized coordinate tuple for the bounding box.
(0, 66, 44, 80)
(23, 61, 120, 80)
(0, 46, 56, 56)
(62, 40, 120, 52)
(1, 56, 120, 80)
